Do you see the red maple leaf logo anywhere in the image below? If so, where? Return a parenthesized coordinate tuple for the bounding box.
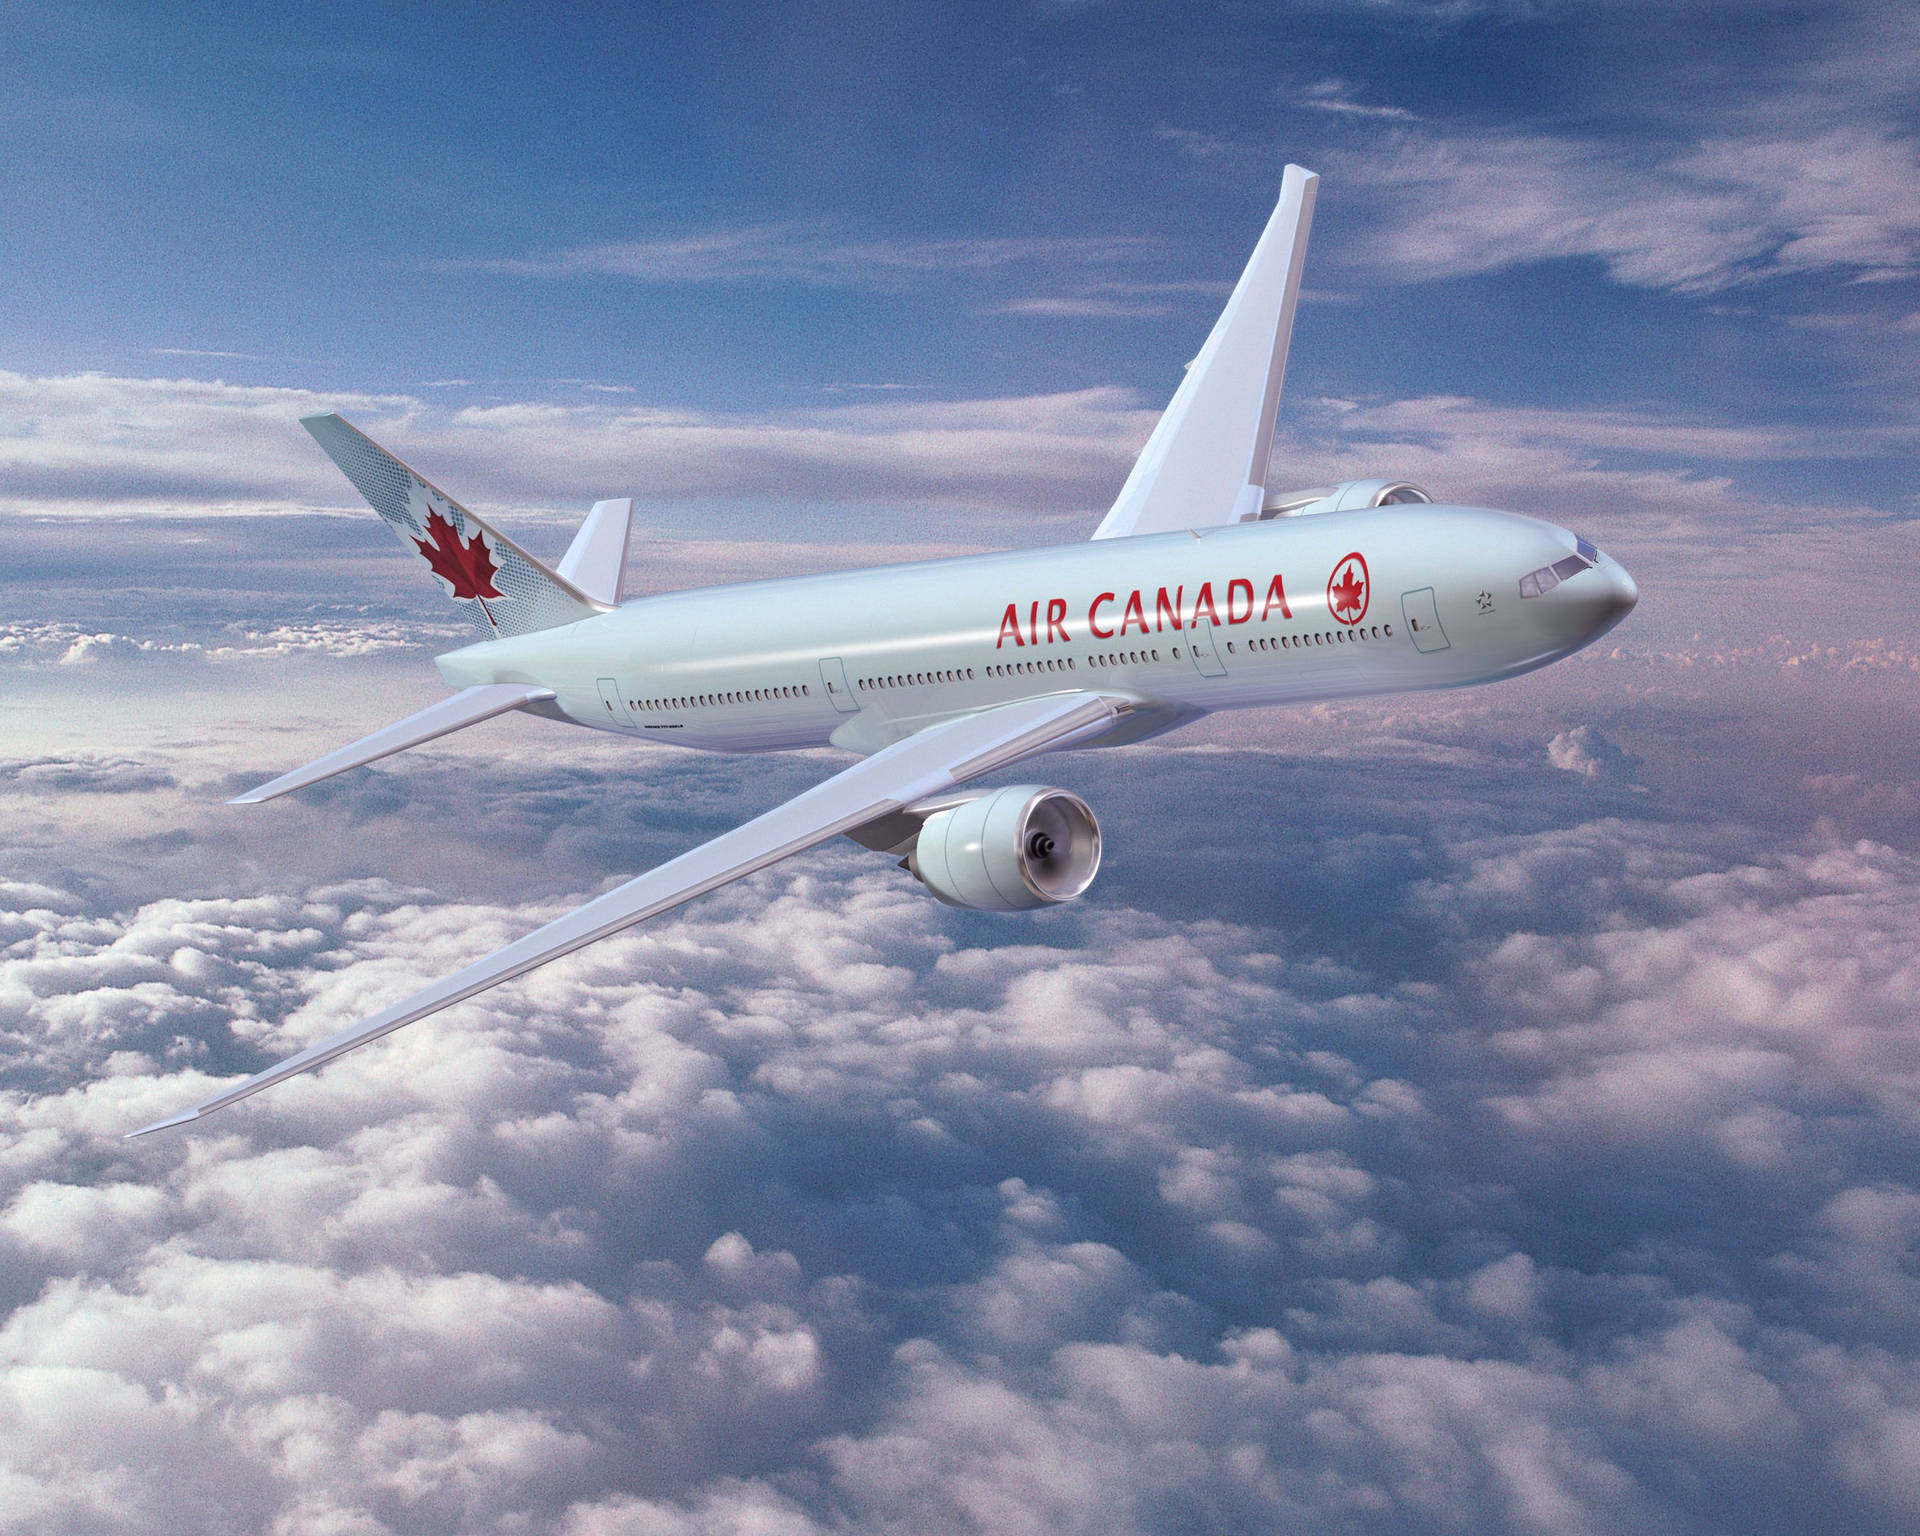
(1328, 553, 1369, 624)
(415, 507, 502, 627)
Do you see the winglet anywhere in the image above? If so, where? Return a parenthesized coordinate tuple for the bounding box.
(1092, 165, 1319, 541)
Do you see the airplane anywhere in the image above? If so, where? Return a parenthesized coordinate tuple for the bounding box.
(129, 165, 1637, 1138)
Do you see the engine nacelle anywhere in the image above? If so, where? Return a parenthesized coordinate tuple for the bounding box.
(909, 785, 1101, 911)
(1261, 478, 1432, 518)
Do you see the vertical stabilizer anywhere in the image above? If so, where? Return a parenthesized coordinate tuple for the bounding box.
(303, 414, 607, 639)
(1091, 165, 1319, 541)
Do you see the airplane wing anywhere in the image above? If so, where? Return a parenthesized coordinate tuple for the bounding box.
(1091, 164, 1318, 541)
(128, 691, 1122, 1138)
(230, 684, 556, 804)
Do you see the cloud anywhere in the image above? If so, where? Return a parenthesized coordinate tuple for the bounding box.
(1156, 125, 1233, 160)
(2, 368, 1909, 545)
(1327, 123, 1920, 294)
(0, 757, 177, 795)
(0, 369, 1152, 520)
(445, 225, 1160, 288)
(1314, 0, 1920, 301)
(5, 688, 1920, 1531)
(0, 620, 457, 669)
(983, 295, 1175, 319)
(1546, 725, 1641, 782)
(1298, 79, 1422, 123)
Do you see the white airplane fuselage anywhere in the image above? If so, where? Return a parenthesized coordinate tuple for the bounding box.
(440, 503, 1638, 755)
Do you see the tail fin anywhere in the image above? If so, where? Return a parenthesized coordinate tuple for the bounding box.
(1091, 165, 1319, 541)
(303, 414, 608, 639)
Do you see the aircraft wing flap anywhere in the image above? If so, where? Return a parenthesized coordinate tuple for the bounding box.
(130, 691, 1121, 1138)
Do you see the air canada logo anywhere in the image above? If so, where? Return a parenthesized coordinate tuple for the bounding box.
(1328, 552, 1369, 626)
(415, 506, 504, 629)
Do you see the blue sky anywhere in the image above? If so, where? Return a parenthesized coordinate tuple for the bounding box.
(6, 0, 1916, 497)
(4, 3, 1920, 1533)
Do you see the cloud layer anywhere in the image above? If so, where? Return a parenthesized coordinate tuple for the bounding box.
(5, 645, 1920, 1533)
(2, 369, 1908, 547)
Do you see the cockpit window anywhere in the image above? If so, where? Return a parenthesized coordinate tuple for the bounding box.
(1518, 539, 1600, 599)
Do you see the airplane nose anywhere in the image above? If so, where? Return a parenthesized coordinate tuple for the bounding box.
(1601, 558, 1638, 623)
(1562, 557, 1637, 644)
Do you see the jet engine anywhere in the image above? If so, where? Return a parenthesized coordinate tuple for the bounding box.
(1260, 478, 1432, 518)
(908, 785, 1101, 911)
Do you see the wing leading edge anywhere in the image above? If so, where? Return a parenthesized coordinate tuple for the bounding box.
(129, 692, 1123, 1138)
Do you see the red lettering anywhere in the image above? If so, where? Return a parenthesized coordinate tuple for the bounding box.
(1227, 578, 1254, 624)
(1262, 573, 1292, 620)
(1047, 597, 1070, 643)
(1028, 600, 1039, 647)
(1155, 586, 1184, 632)
(1120, 590, 1148, 636)
(1089, 592, 1116, 639)
(997, 603, 1025, 648)
(1190, 581, 1220, 628)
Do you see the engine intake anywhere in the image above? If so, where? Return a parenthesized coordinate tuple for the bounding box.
(909, 786, 1101, 911)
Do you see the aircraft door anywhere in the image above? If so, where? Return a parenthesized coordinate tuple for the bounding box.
(597, 677, 636, 728)
(1187, 617, 1228, 678)
(819, 656, 859, 713)
(1400, 589, 1451, 653)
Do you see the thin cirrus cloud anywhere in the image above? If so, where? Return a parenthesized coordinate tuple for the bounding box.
(1296, 6, 1920, 295)
(1296, 78, 1421, 123)
(1153, 8, 1920, 300)
(440, 223, 1163, 288)
(1327, 122, 1920, 293)
(0, 369, 1899, 534)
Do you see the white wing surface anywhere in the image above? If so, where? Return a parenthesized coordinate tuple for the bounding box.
(1091, 164, 1318, 541)
(556, 498, 636, 606)
(129, 692, 1122, 1138)
(230, 684, 556, 804)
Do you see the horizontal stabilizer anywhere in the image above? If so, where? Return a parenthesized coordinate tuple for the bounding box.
(1092, 164, 1318, 541)
(556, 498, 635, 606)
(230, 684, 555, 804)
